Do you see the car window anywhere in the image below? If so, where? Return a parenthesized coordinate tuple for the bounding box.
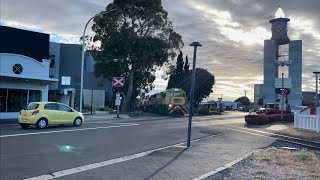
(27, 103, 39, 110)
(58, 104, 71, 112)
(44, 103, 59, 110)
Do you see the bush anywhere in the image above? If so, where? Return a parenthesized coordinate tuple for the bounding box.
(245, 115, 271, 125)
(198, 108, 211, 115)
(83, 104, 93, 112)
(98, 106, 113, 112)
(245, 114, 294, 125)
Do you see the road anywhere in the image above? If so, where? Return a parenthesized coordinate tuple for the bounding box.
(0, 111, 275, 180)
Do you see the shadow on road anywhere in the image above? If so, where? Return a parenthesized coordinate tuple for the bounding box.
(145, 148, 187, 180)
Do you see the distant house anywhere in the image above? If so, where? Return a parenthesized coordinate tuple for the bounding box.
(199, 101, 239, 110)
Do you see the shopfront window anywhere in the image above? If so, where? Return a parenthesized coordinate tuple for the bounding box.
(29, 90, 41, 102)
(7, 89, 28, 112)
(0, 88, 41, 112)
(0, 89, 7, 112)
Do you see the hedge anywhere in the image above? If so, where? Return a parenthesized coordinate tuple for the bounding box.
(245, 114, 294, 125)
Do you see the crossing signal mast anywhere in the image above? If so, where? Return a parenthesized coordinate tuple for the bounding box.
(275, 88, 290, 94)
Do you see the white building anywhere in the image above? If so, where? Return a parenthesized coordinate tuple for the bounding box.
(0, 26, 58, 119)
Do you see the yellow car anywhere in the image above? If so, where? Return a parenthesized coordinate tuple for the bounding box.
(18, 102, 84, 129)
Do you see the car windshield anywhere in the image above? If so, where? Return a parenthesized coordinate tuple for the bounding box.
(27, 103, 39, 110)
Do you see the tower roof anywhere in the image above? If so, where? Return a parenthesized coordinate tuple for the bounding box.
(275, 7, 286, 19)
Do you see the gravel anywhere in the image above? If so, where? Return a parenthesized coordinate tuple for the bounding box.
(207, 143, 320, 180)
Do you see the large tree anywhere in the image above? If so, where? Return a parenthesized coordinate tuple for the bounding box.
(92, 0, 183, 112)
(234, 96, 251, 106)
(167, 54, 215, 108)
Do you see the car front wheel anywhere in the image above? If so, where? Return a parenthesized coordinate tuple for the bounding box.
(73, 118, 82, 127)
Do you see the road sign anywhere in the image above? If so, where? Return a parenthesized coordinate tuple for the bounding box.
(115, 100, 121, 106)
(112, 77, 125, 87)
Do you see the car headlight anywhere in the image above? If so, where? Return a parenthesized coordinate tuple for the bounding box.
(169, 104, 173, 108)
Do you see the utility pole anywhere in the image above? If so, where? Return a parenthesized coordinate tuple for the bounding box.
(281, 73, 284, 121)
(313, 72, 320, 105)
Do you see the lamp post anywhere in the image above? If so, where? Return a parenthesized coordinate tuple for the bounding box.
(79, 9, 116, 112)
(313, 71, 320, 106)
(187, 42, 202, 148)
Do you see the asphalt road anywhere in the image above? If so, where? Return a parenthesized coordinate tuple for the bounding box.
(0, 112, 273, 180)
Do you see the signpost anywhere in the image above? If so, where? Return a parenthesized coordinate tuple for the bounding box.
(115, 93, 121, 118)
(112, 77, 124, 118)
(112, 77, 125, 87)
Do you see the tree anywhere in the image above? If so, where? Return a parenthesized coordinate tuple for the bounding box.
(167, 55, 215, 108)
(234, 96, 251, 106)
(92, 0, 183, 112)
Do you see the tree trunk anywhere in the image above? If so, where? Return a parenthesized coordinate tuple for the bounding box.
(122, 70, 134, 113)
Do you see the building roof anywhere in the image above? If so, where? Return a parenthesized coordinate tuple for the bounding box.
(275, 7, 286, 19)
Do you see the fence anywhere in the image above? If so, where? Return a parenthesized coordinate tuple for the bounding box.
(294, 113, 320, 133)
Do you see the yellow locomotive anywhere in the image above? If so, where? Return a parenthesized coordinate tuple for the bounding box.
(144, 88, 187, 116)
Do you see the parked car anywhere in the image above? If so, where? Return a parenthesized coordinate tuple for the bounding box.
(256, 107, 282, 114)
(18, 102, 84, 129)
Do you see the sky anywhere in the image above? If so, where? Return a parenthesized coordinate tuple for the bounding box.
(1, 0, 320, 101)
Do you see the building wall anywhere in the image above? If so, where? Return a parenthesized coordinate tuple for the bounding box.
(58, 44, 82, 90)
(49, 42, 61, 90)
(254, 84, 264, 110)
(0, 26, 49, 62)
(288, 40, 302, 107)
(263, 40, 277, 105)
(0, 53, 50, 79)
(83, 89, 105, 110)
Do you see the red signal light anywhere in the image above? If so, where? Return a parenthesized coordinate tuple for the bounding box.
(283, 89, 290, 94)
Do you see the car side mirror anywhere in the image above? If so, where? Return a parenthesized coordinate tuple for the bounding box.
(69, 109, 74, 112)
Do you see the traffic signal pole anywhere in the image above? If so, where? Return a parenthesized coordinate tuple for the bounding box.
(281, 73, 284, 121)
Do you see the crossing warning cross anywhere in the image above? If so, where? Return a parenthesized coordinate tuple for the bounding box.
(112, 77, 125, 87)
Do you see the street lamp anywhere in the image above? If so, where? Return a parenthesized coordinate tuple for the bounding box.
(79, 9, 116, 112)
(187, 42, 202, 148)
(313, 71, 320, 106)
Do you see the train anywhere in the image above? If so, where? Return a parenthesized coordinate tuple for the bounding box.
(143, 88, 187, 117)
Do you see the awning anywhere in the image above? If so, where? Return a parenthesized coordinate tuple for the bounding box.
(0, 75, 58, 85)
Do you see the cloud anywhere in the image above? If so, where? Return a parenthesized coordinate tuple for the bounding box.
(1, 0, 320, 102)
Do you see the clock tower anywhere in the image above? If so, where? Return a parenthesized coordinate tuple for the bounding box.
(260, 6, 302, 110)
(269, 7, 290, 45)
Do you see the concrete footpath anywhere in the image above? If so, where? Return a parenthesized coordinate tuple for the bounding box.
(53, 126, 274, 180)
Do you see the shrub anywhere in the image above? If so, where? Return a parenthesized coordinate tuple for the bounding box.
(245, 115, 271, 125)
(198, 108, 211, 115)
(210, 109, 222, 115)
(245, 114, 294, 125)
(83, 104, 93, 112)
(99, 106, 113, 112)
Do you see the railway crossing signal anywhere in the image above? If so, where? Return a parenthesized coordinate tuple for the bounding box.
(112, 77, 124, 87)
(275, 88, 290, 94)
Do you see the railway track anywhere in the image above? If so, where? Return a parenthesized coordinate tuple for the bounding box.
(222, 125, 320, 150)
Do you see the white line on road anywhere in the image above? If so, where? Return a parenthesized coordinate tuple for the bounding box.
(24, 134, 221, 180)
(0, 124, 139, 138)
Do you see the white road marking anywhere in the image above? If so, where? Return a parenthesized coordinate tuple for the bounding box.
(24, 134, 221, 180)
(0, 124, 139, 138)
(194, 150, 257, 180)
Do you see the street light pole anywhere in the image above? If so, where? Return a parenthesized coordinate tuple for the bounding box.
(187, 42, 202, 148)
(313, 72, 320, 106)
(79, 9, 116, 112)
